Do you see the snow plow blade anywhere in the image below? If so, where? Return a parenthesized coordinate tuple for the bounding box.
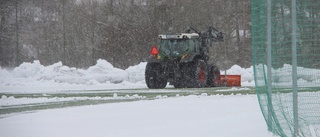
(220, 75, 241, 87)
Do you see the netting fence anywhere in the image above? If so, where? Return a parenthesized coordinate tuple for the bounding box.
(252, 0, 320, 136)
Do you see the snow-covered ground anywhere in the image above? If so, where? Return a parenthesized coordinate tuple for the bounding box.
(0, 95, 274, 137)
(0, 59, 277, 137)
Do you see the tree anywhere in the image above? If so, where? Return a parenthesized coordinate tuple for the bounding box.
(0, 0, 253, 70)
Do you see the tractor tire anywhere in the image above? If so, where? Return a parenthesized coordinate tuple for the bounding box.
(173, 72, 184, 88)
(179, 63, 193, 88)
(173, 63, 188, 88)
(207, 66, 221, 87)
(145, 63, 167, 89)
(188, 60, 207, 88)
(173, 78, 184, 88)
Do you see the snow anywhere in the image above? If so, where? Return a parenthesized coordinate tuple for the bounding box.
(0, 95, 274, 137)
(0, 59, 148, 93)
(221, 65, 255, 86)
(0, 94, 146, 107)
(0, 59, 254, 93)
(216, 87, 251, 92)
(0, 59, 279, 137)
(254, 64, 320, 87)
(2, 59, 319, 136)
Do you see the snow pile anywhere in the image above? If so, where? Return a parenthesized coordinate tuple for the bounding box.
(221, 65, 254, 86)
(0, 59, 139, 86)
(83, 59, 127, 84)
(254, 64, 320, 87)
(277, 64, 320, 87)
(0, 59, 257, 92)
(4, 59, 319, 91)
(125, 62, 147, 83)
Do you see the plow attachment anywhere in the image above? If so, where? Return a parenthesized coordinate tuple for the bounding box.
(220, 75, 241, 87)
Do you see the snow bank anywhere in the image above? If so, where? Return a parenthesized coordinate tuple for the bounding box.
(7, 59, 128, 85)
(0, 59, 136, 86)
(125, 62, 147, 83)
(0, 59, 257, 92)
(4, 59, 319, 91)
(0, 60, 253, 87)
(254, 64, 320, 87)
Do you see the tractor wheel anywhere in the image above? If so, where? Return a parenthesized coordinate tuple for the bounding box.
(145, 63, 167, 89)
(173, 63, 188, 88)
(189, 60, 207, 88)
(207, 66, 221, 87)
(173, 73, 184, 88)
(173, 78, 184, 88)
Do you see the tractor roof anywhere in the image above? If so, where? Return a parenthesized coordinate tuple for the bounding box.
(158, 33, 199, 39)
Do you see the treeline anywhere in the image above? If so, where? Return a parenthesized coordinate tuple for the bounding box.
(0, 0, 251, 70)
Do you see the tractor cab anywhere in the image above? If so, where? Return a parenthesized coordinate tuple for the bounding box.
(157, 33, 200, 60)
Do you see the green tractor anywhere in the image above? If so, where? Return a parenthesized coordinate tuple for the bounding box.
(145, 27, 224, 89)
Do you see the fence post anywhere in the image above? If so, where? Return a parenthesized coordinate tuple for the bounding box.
(291, 0, 299, 136)
(266, 0, 273, 131)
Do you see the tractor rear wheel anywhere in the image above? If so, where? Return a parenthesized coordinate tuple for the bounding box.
(145, 63, 167, 89)
(207, 66, 221, 87)
(189, 60, 207, 88)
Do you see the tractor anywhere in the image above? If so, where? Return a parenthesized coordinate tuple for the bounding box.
(145, 26, 237, 89)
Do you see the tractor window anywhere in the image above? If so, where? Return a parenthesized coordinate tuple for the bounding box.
(160, 39, 192, 56)
(189, 39, 195, 52)
(160, 40, 171, 55)
(193, 39, 199, 52)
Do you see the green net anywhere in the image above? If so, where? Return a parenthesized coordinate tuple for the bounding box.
(252, 0, 320, 136)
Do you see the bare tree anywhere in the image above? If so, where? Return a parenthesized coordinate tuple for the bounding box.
(1, 0, 254, 69)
